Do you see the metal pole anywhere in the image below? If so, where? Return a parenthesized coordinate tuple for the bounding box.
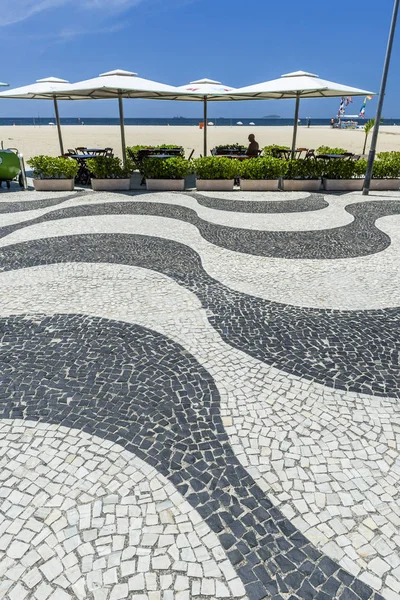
(291, 93, 301, 158)
(53, 97, 64, 156)
(118, 93, 127, 166)
(363, 0, 400, 195)
(203, 97, 208, 156)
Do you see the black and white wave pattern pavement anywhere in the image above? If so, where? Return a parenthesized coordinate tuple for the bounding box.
(0, 188, 399, 600)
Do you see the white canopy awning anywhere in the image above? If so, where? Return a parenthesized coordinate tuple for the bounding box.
(175, 78, 237, 101)
(52, 69, 184, 100)
(0, 77, 72, 99)
(233, 70, 375, 99)
(0, 77, 74, 154)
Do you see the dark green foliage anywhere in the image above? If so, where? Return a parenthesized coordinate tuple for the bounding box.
(262, 144, 290, 156)
(27, 156, 79, 179)
(239, 157, 287, 180)
(321, 159, 366, 180)
(86, 156, 134, 179)
(284, 159, 325, 180)
(141, 157, 191, 180)
(316, 146, 348, 155)
(372, 153, 400, 178)
(193, 157, 240, 180)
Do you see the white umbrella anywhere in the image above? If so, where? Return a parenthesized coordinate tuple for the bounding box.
(0, 82, 8, 86)
(52, 70, 187, 162)
(0, 77, 73, 154)
(176, 79, 236, 155)
(234, 71, 375, 155)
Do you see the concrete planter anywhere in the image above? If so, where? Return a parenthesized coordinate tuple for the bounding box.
(282, 179, 321, 192)
(240, 179, 280, 191)
(369, 179, 400, 191)
(323, 179, 363, 192)
(33, 179, 74, 191)
(91, 178, 130, 191)
(196, 179, 235, 191)
(146, 179, 185, 191)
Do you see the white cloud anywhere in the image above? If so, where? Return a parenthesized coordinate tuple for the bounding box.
(0, 0, 144, 26)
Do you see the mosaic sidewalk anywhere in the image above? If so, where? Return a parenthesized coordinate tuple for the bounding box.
(0, 187, 399, 600)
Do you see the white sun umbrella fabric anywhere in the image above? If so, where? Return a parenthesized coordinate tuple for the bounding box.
(0, 77, 74, 155)
(52, 70, 189, 162)
(234, 71, 375, 155)
(176, 79, 237, 156)
(0, 82, 8, 86)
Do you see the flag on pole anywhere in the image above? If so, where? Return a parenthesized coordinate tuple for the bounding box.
(359, 96, 372, 118)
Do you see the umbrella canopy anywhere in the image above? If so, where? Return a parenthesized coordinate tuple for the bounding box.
(0, 77, 73, 154)
(234, 70, 375, 99)
(0, 82, 8, 86)
(176, 78, 237, 156)
(49, 69, 190, 162)
(232, 71, 375, 156)
(56, 69, 184, 100)
(176, 78, 237, 100)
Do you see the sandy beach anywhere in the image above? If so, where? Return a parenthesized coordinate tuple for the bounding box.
(1, 124, 400, 161)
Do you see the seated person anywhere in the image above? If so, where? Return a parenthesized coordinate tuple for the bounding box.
(246, 134, 259, 157)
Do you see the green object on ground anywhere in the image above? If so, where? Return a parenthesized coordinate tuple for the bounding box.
(0, 150, 20, 181)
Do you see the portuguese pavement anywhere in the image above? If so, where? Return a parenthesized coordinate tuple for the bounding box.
(0, 185, 399, 600)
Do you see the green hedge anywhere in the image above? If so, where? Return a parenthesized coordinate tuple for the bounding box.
(28, 156, 79, 179)
(240, 157, 287, 179)
(192, 157, 240, 180)
(141, 157, 191, 180)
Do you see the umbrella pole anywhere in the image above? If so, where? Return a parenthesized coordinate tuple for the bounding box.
(53, 97, 64, 156)
(363, 0, 400, 194)
(118, 93, 127, 166)
(291, 93, 301, 159)
(203, 97, 208, 156)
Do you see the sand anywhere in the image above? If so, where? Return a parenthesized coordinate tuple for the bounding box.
(1, 124, 400, 161)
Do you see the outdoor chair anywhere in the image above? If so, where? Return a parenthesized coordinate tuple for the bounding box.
(187, 149, 195, 160)
(305, 149, 315, 158)
(105, 147, 113, 157)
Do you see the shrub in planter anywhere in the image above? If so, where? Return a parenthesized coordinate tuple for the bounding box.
(28, 155, 79, 191)
(321, 159, 366, 179)
(370, 154, 400, 189)
(193, 156, 239, 190)
(86, 156, 134, 190)
(282, 159, 324, 191)
(141, 157, 192, 190)
(262, 144, 290, 156)
(321, 158, 366, 191)
(316, 145, 348, 155)
(239, 157, 288, 190)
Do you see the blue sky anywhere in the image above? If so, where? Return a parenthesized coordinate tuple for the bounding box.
(0, 0, 399, 119)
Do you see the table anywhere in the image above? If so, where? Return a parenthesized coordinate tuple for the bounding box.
(69, 154, 99, 185)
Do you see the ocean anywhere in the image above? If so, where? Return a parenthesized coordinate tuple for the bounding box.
(2, 117, 400, 127)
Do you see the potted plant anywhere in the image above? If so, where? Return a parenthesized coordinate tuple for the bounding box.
(214, 143, 247, 155)
(322, 159, 366, 191)
(239, 156, 287, 191)
(262, 144, 290, 156)
(281, 159, 323, 191)
(316, 145, 348, 156)
(86, 156, 133, 191)
(193, 157, 239, 191)
(28, 156, 79, 191)
(369, 152, 400, 190)
(141, 157, 191, 191)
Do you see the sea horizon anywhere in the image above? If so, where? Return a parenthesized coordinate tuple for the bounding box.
(1, 117, 399, 127)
